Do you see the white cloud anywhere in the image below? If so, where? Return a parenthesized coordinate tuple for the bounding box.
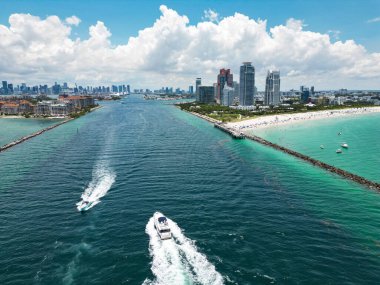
(203, 9, 219, 23)
(0, 6, 379, 90)
(65, 15, 81, 26)
(367, 17, 380, 23)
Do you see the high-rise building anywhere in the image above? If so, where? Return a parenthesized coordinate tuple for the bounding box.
(2, 81, 8, 94)
(198, 86, 215, 104)
(239, 62, 255, 106)
(264, 70, 281, 106)
(189, 86, 194, 94)
(195, 78, 202, 101)
(221, 85, 235, 106)
(7, 83, 14, 94)
(301, 87, 310, 103)
(217, 69, 233, 104)
(310, 86, 315, 95)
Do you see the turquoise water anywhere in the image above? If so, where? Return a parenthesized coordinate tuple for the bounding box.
(0, 118, 63, 146)
(0, 96, 380, 284)
(253, 114, 380, 183)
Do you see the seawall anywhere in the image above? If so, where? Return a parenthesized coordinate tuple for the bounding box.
(213, 122, 380, 191)
(0, 118, 73, 153)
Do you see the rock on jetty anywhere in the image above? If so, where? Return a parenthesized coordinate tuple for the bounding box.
(244, 133, 380, 192)
(0, 118, 73, 153)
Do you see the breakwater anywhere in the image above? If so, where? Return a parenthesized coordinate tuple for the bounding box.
(214, 122, 380, 191)
(246, 133, 380, 191)
(0, 118, 73, 153)
(214, 123, 245, 139)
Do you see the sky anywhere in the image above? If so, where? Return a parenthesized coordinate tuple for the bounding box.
(0, 0, 380, 90)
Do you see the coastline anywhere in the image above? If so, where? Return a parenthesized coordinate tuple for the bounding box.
(0, 105, 102, 120)
(225, 106, 380, 131)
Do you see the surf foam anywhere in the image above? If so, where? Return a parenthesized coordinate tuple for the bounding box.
(77, 161, 116, 210)
(144, 216, 224, 285)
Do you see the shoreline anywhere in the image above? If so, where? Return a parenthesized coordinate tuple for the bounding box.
(0, 105, 103, 120)
(0, 105, 102, 153)
(226, 106, 380, 131)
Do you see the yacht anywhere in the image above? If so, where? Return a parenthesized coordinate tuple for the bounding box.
(341, 143, 348, 148)
(336, 149, 342, 153)
(153, 212, 172, 240)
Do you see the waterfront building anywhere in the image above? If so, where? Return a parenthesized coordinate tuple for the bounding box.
(217, 69, 233, 104)
(1, 103, 19, 115)
(198, 86, 215, 104)
(36, 101, 52, 116)
(264, 70, 281, 106)
(51, 103, 70, 116)
(221, 85, 235, 106)
(18, 100, 35, 114)
(189, 86, 194, 94)
(239, 62, 255, 106)
(195, 78, 202, 101)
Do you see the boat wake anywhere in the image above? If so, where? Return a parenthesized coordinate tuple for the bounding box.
(143, 216, 224, 285)
(76, 161, 116, 211)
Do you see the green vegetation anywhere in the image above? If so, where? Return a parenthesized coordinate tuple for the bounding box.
(177, 102, 375, 122)
(69, 104, 98, 119)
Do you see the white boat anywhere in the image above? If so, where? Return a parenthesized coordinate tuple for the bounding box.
(336, 149, 342, 153)
(153, 212, 172, 240)
(341, 143, 348, 148)
(76, 199, 99, 212)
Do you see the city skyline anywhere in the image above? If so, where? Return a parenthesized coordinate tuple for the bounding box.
(0, 1, 380, 89)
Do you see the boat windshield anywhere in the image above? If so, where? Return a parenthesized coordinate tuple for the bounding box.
(158, 217, 167, 223)
(160, 229, 170, 233)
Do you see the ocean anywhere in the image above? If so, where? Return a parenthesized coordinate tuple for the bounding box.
(0, 95, 379, 284)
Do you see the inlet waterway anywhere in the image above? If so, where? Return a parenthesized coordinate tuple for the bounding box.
(1, 95, 380, 284)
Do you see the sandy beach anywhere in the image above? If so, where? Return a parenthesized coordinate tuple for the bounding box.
(226, 107, 380, 131)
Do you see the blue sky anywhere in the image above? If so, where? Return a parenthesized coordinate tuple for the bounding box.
(1, 0, 380, 51)
(0, 0, 380, 89)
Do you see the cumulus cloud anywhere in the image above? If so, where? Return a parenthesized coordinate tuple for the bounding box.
(65, 15, 81, 26)
(0, 6, 379, 89)
(203, 9, 219, 23)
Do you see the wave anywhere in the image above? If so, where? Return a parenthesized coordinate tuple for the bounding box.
(76, 161, 116, 210)
(144, 216, 224, 285)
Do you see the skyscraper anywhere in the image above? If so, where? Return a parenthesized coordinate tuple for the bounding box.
(217, 69, 233, 104)
(264, 70, 281, 106)
(221, 85, 235, 106)
(2, 81, 8, 95)
(195, 78, 202, 101)
(239, 62, 255, 106)
(198, 86, 215, 104)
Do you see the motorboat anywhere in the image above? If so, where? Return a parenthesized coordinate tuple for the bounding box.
(153, 212, 172, 240)
(76, 199, 99, 212)
(336, 149, 342, 153)
(341, 143, 348, 148)
(320, 145, 324, 149)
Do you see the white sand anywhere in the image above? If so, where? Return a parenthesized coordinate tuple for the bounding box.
(226, 107, 380, 131)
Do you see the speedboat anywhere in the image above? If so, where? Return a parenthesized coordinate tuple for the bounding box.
(76, 199, 98, 212)
(153, 212, 172, 240)
(336, 149, 342, 153)
(341, 143, 348, 148)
